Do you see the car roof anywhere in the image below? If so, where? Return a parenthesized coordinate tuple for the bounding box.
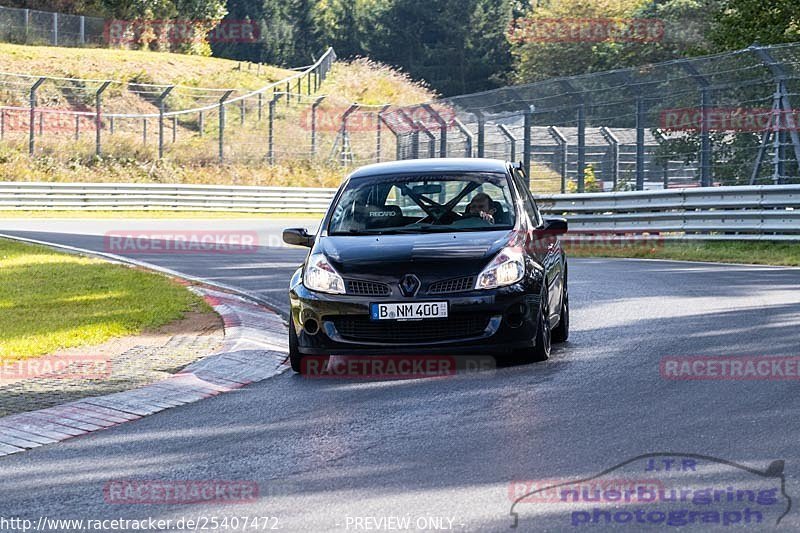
(347, 158, 511, 179)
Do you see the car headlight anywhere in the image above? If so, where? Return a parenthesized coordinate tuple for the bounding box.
(475, 247, 525, 289)
(303, 254, 345, 294)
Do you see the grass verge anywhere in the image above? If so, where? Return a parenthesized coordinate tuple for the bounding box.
(0, 237, 212, 361)
(566, 240, 800, 267)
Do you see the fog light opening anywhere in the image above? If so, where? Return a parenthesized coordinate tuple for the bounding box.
(303, 318, 320, 335)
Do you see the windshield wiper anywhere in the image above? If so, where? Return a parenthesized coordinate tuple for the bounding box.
(329, 228, 407, 236)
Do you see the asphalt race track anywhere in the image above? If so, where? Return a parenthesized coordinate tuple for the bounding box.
(1, 218, 799, 531)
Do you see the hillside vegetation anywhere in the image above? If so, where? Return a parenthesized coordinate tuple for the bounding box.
(0, 46, 436, 188)
(0, 42, 293, 117)
(0, 43, 292, 88)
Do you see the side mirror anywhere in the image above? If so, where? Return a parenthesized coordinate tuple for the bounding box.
(283, 228, 314, 247)
(543, 217, 568, 235)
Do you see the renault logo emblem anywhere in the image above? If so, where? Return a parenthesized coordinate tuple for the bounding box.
(399, 274, 421, 297)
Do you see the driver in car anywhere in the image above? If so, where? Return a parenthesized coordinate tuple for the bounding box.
(465, 192, 496, 224)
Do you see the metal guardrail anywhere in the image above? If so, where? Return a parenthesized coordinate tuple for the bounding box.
(537, 184, 800, 240)
(1, 182, 798, 240)
(0, 182, 338, 213)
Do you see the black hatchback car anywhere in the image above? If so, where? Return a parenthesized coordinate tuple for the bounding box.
(283, 158, 569, 373)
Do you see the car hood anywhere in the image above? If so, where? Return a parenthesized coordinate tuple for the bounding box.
(317, 230, 514, 277)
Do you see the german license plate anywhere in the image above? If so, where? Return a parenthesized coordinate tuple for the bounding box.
(370, 301, 448, 321)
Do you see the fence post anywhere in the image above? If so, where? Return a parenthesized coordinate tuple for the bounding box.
(28, 77, 45, 155)
(497, 124, 516, 162)
(635, 96, 645, 190)
(395, 109, 417, 160)
(523, 105, 533, 185)
(415, 121, 436, 158)
(311, 96, 325, 156)
(577, 103, 586, 193)
(599, 126, 619, 190)
(75, 115, 80, 140)
(453, 118, 473, 157)
(339, 104, 358, 166)
(547, 126, 568, 193)
(218, 90, 233, 163)
(285, 82, 290, 106)
(475, 111, 485, 157)
(307, 72, 311, 95)
(422, 103, 447, 158)
(53, 12, 58, 46)
(376, 104, 390, 162)
(142, 119, 147, 145)
(198, 111, 203, 137)
(24, 9, 29, 43)
(172, 116, 177, 143)
(749, 46, 800, 186)
(699, 87, 712, 186)
(268, 93, 278, 164)
(257, 93, 263, 122)
(157, 86, 174, 159)
(409, 123, 420, 159)
(95, 81, 110, 156)
(680, 63, 713, 187)
(80, 16, 85, 45)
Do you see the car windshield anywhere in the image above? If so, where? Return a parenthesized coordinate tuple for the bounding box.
(327, 172, 516, 235)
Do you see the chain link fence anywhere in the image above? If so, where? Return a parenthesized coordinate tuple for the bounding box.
(1, 42, 800, 193)
(312, 43, 800, 193)
(0, 48, 336, 164)
(0, 5, 107, 47)
(392, 43, 800, 193)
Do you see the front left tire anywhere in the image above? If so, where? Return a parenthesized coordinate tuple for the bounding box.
(289, 314, 304, 373)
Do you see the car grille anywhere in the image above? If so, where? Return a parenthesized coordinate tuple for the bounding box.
(331, 314, 490, 343)
(427, 276, 476, 295)
(345, 279, 392, 296)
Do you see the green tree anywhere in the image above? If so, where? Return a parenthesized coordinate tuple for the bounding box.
(509, 0, 720, 83)
(464, 0, 514, 91)
(710, 0, 800, 50)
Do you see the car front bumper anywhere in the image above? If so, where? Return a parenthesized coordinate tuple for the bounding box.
(289, 281, 543, 356)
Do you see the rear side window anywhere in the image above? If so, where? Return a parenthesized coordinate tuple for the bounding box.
(512, 169, 542, 227)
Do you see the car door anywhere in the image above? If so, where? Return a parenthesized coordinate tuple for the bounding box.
(512, 168, 563, 322)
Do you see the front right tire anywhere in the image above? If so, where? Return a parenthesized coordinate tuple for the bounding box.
(552, 272, 569, 343)
(506, 293, 551, 365)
